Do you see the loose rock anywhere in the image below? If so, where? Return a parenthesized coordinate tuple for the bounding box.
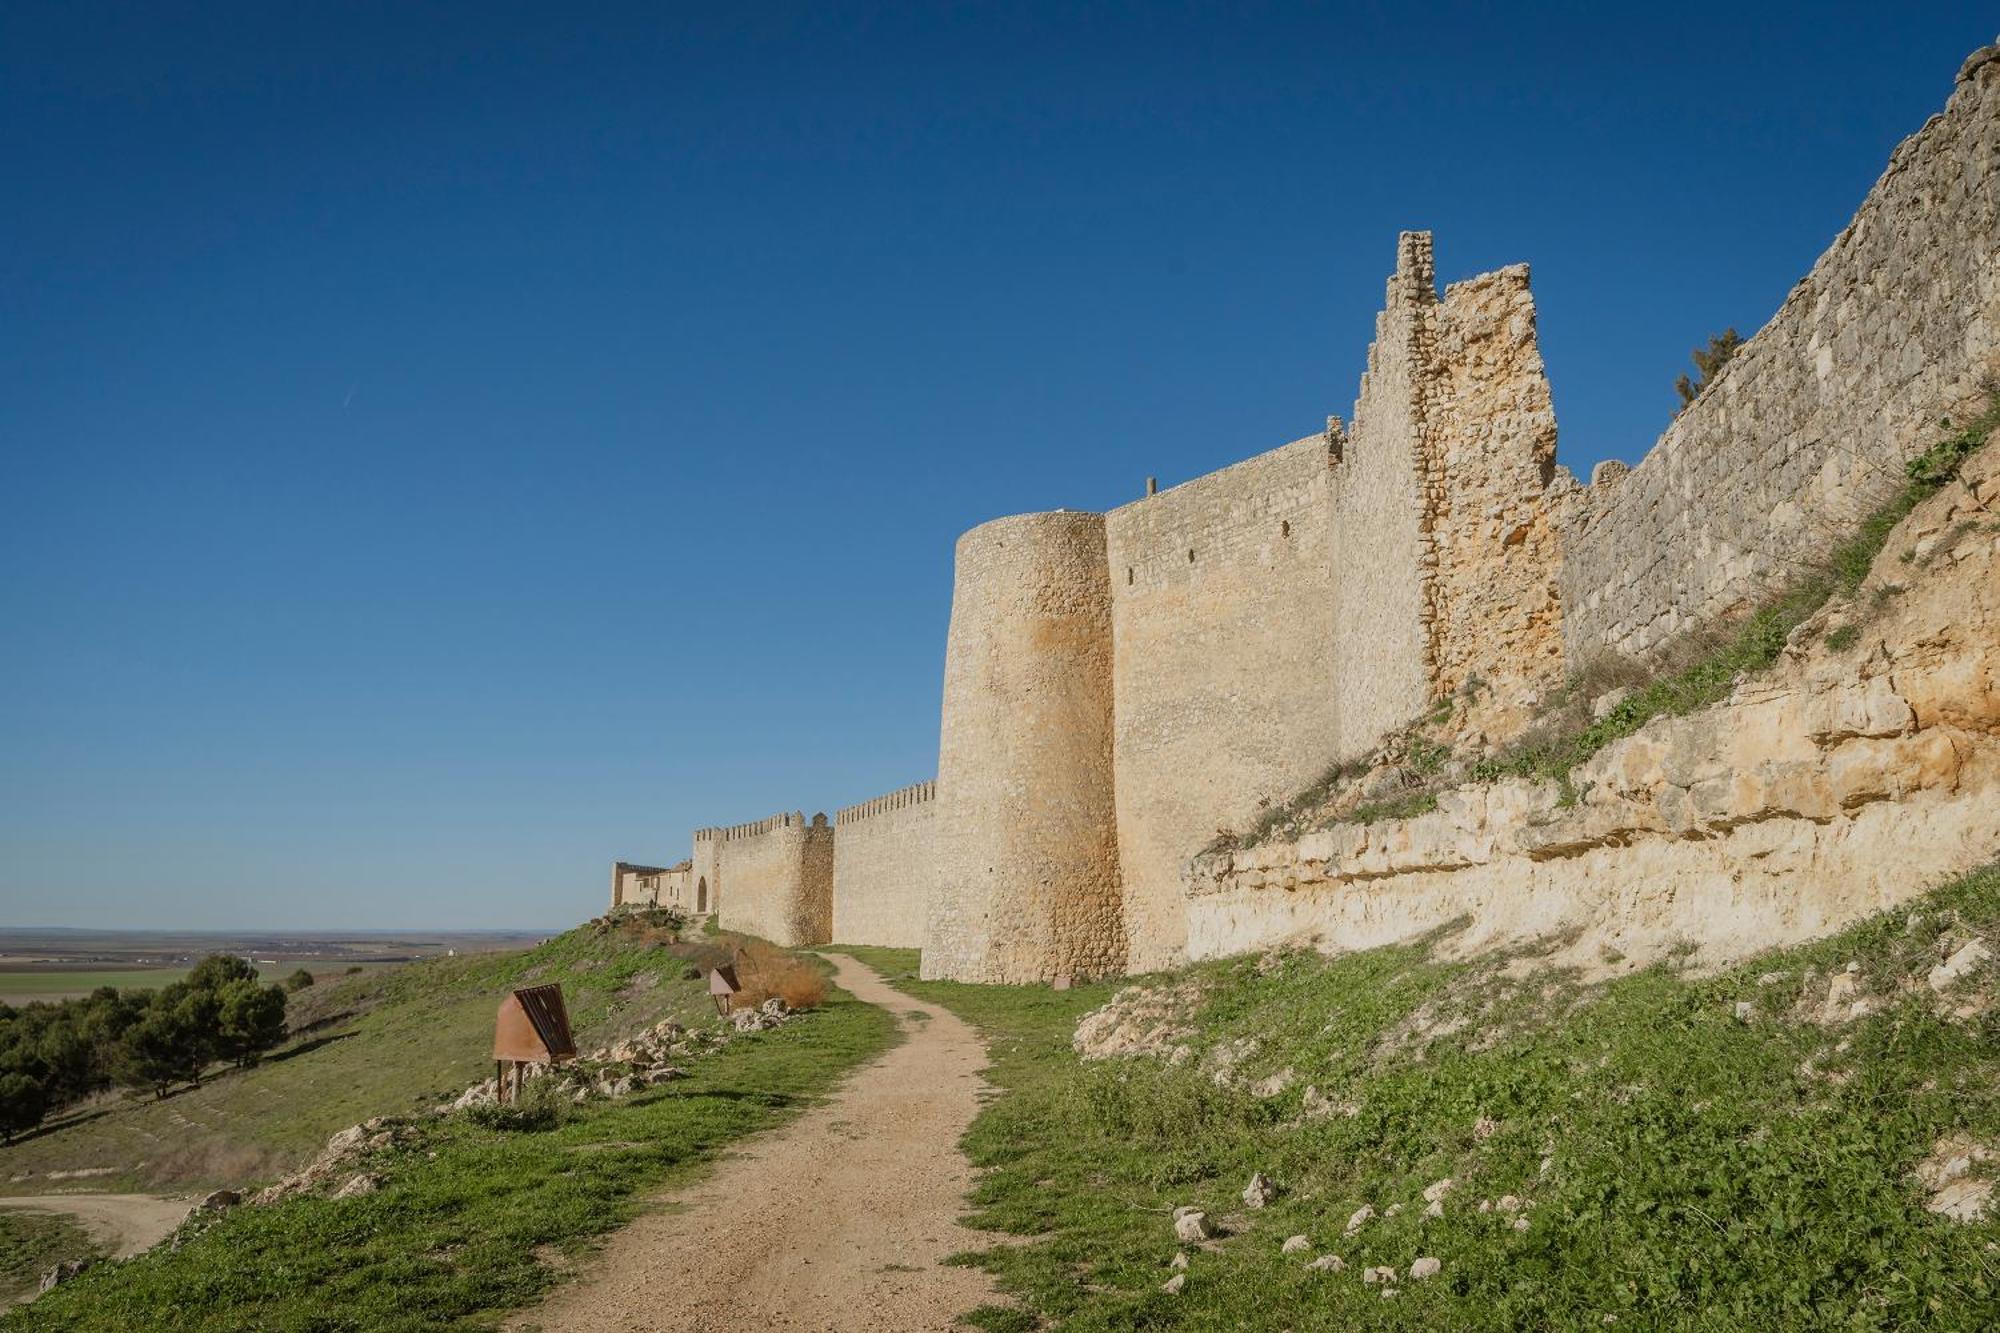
(1242, 1172, 1280, 1209)
(1281, 1234, 1311, 1254)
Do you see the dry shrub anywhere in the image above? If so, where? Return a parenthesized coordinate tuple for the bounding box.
(731, 939, 829, 1012)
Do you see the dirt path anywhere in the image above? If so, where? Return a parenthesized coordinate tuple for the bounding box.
(0, 1192, 192, 1259)
(510, 953, 1003, 1333)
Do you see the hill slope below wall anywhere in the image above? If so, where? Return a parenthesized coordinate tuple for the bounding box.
(850, 858, 2000, 1328)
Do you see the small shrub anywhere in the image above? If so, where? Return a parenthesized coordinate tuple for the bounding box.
(1825, 624, 1861, 651)
(1675, 327, 1744, 408)
(731, 940, 829, 1012)
(464, 1075, 572, 1133)
(283, 969, 314, 993)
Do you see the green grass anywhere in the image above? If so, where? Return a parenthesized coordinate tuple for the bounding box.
(0, 1212, 103, 1306)
(3, 955, 896, 1331)
(1, 923, 744, 1195)
(0, 970, 188, 1000)
(864, 866, 2000, 1330)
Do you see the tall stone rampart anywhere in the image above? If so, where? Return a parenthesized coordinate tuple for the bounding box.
(832, 780, 937, 947)
(1560, 48, 2000, 664)
(673, 43, 1999, 987)
(925, 511, 1126, 983)
(709, 812, 833, 948)
(1104, 434, 1343, 971)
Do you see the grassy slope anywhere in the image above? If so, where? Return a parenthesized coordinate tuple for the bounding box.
(850, 865, 2000, 1331)
(3, 946, 897, 1331)
(0, 923, 728, 1195)
(0, 1212, 102, 1306)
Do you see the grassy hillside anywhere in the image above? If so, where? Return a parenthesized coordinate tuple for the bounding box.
(3, 920, 770, 1195)
(4, 938, 896, 1331)
(848, 862, 2000, 1330)
(0, 1212, 101, 1306)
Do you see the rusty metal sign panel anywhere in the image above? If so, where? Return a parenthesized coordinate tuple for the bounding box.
(707, 965, 740, 997)
(492, 983, 576, 1062)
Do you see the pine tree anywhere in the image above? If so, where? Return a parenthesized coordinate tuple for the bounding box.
(0, 1072, 47, 1144)
(215, 981, 288, 1067)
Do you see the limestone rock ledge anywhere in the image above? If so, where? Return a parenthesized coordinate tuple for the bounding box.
(1185, 448, 2000, 971)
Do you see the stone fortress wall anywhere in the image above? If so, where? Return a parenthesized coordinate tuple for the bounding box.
(1558, 48, 2000, 664)
(702, 812, 834, 949)
(927, 512, 1127, 983)
(831, 782, 937, 949)
(650, 44, 2000, 984)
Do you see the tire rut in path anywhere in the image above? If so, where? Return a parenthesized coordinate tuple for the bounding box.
(511, 952, 1003, 1332)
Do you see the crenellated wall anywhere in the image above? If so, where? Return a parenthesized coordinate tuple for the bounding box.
(1559, 47, 2000, 665)
(832, 781, 937, 947)
(706, 812, 834, 948)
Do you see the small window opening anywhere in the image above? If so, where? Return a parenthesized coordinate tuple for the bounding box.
(1187, 548, 1196, 563)
(1126, 567, 1134, 585)
(1280, 520, 1291, 538)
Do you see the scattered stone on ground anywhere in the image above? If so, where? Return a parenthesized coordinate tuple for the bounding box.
(1410, 1257, 1442, 1280)
(1161, 1274, 1186, 1295)
(1343, 1204, 1375, 1236)
(1929, 938, 1991, 992)
(1362, 1264, 1397, 1284)
(38, 1259, 94, 1295)
(1916, 1135, 1997, 1222)
(1307, 1253, 1346, 1272)
(1173, 1209, 1212, 1243)
(1170, 1250, 1189, 1270)
(1071, 981, 1202, 1062)
(1242, 1172, 1280, 1208)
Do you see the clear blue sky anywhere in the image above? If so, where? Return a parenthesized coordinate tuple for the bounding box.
(2, 4, 1991, 930)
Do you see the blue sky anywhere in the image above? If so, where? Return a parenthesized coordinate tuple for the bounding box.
(2, 3, 1992, 929)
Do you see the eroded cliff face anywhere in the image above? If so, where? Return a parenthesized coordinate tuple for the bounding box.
(1185, 442, 2000, 974)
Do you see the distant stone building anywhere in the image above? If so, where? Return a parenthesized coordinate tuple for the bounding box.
(609, 860, 698, 914)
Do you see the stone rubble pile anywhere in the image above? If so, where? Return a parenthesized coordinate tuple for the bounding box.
(186, 1002, 805, 1224)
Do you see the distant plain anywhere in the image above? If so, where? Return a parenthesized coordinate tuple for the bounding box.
(0, 929, 551, 1006)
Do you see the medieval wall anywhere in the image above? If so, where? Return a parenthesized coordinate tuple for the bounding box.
(1184, 439, 2000, 971)
(1103, 435, 1342, 971)
(925, 511, 1127, 983)
(1328, 232, 1441, 756)
(832, 781, 937, 947)
(1560, 47, 2000, 665)
(710, 812, 834, 948)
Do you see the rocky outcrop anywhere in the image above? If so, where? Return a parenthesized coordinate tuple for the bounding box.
(1186, 445, 2000, 972)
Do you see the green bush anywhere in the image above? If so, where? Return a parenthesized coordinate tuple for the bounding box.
(463, 1075, 573, 1133)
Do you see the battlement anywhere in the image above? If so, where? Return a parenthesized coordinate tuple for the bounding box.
(835, 780, 936, 825)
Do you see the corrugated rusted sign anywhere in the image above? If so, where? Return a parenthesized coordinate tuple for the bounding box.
(492, 983, 576, 1062)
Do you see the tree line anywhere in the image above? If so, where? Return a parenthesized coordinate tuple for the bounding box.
(0, 956, 308, 1144)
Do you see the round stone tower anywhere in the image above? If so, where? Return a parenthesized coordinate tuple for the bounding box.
(924, 510, 1126, 982)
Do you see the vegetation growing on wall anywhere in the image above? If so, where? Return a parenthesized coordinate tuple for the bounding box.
(1229, 399, 1999, 845)
(1673, 328, 1743, 408)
